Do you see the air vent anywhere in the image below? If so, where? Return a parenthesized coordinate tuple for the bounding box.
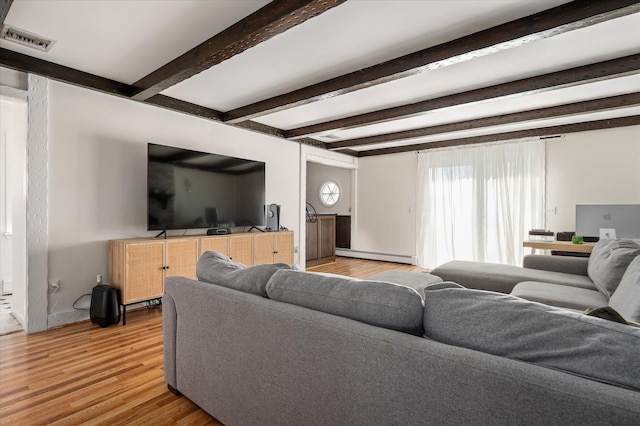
(0, 25, 54, 52)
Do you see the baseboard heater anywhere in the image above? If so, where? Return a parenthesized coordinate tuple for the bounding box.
(335, 249, 417, 265)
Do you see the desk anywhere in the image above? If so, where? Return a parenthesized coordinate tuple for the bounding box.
(523, 240, 595, 254)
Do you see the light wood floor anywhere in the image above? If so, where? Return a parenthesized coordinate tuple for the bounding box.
(0, 257, 422, 425)
(306, 255, 423, 277)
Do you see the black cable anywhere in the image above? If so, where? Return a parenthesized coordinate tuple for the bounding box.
(72, 294, 92, 310)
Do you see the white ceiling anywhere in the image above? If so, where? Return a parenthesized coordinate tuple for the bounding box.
(0, 0, 271, 84)
(1, 0, 639, 156)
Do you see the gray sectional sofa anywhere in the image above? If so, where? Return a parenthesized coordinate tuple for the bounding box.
(163, 250, 640, 425)
(432, 238, 640, 324)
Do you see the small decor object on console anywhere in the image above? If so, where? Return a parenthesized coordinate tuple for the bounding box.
(599, 228, 616, 240)
(207, 227, 231, 235)
(528, 229, 554, 242)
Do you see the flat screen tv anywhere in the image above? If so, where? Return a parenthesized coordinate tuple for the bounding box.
(147, 143, 266, 231)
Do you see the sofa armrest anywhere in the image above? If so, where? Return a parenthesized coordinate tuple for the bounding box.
(162, 288, 178, 389)
(523, 255, 589, 276)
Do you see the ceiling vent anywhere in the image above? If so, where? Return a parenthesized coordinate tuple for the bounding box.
(0, 25, 54, 52)
(324, 134, 341, 140)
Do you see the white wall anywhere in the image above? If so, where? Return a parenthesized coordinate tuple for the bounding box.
(545, 126, 640, 232)
(46, 81, 306, 326)
(306, 162, 352, 215)
(0, 67, 27, 90)
(354, 126, 640, 262)
(355, 152, 417, 257)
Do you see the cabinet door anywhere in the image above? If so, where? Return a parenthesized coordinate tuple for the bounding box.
(275, 231, 294, 265)
(166, 238, 199, 279)
(229, 234, 254, 266)
(336, 215, 351, 249)
(124, 241, 165, 304)
(200, 236, 230, 256)
(254, 233, 275, 265)
(306, 220, 318, 261)
(319, 216, 336, 259)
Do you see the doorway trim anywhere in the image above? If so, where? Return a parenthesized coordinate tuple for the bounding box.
(299, 147, 357, 269)
(0, 73, 49, 333)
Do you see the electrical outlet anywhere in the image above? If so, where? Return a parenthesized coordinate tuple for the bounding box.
(546, 207, 557, 215)
(48, 279, 60, 293)
(294, 246, 299, 253)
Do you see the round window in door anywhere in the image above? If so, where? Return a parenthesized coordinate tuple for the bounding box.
(319, 180, 340, 207)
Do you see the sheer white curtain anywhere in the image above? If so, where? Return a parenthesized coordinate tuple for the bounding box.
(416, 139, 545, 268)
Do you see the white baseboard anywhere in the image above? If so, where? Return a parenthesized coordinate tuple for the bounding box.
(336, 249, 417, 265)
(47, 302, 148, 328)
(12, 310, 25, 328)
(48, 309, 90, 328)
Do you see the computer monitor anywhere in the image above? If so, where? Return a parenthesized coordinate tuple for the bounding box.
(575, 204, 640, 239)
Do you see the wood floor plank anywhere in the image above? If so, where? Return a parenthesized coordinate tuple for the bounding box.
(0, 257, 419, 425)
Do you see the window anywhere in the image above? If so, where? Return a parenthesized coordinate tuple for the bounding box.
(319, 180, 340, 207)
(416, 139, 545, 268)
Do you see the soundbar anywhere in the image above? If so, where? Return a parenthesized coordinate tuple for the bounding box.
(207, 228, 231, 235)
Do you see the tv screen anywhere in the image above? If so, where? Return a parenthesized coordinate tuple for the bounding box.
(147, 143, 266, 231)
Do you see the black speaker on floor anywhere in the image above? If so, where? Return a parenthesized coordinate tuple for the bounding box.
(90, 285, 121, 327)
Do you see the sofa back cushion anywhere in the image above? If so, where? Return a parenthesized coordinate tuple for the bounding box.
(609, 255, 640, 323)
(587, 238, 640, 297)
(422, 284, 640, 391)
(266, 269, 424, 336)
(196, 251, 290, 297)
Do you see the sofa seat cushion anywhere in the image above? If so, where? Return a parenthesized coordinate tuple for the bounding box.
(422, 285, 640, 391)
(511, 281, 608, 311)
(266, 269, 424, 336)
(588, 239, 640, 297)
(431, 260, 596, 294)
(365, 271, 443, 299)
(609, 255, 640, 323)
(196, 250, 291, 297)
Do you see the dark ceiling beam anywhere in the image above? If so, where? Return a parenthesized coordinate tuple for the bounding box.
(0, 48, 327, 148)
(0, 47, 132, 96)
(0, 0, 13, 26)
(326, 92, 640, 150)
(232, 121, 327, 148)
(352, 115, 640, 157)
(130, 0, 346, 101)
(286, 53, 640, 139)
(224, 0, 640, 123)
(145, 95, 222, 121)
